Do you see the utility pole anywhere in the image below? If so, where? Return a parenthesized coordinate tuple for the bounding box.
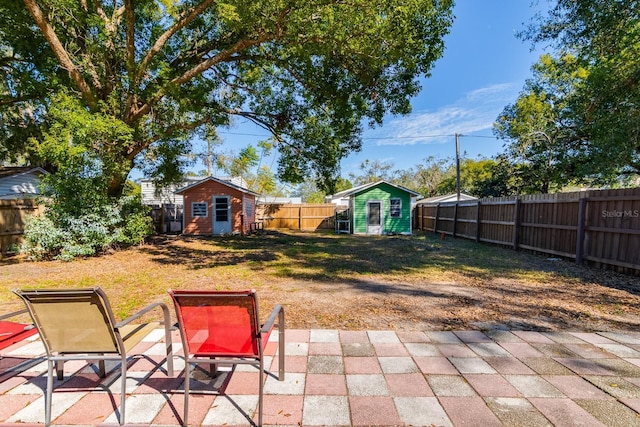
(455, 133, 462, 201)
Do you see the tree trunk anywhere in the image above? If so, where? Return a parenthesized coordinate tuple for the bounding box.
(107, 176, 126, 198)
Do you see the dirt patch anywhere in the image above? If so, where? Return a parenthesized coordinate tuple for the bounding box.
(2, 231, 639, 333)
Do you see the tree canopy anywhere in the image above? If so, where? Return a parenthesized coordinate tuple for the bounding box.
(494, 54, 590, 193)
(498, 0, 640, 191)
(1, 0, 454, 196)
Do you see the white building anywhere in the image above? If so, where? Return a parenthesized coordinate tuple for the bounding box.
(0, 167, 48, 199)
(140, 176, 248, 206)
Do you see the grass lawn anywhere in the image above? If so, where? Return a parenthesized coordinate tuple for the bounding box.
(1, 230, 639, 332)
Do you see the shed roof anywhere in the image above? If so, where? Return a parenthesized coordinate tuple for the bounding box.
(0, 167, 48, 179)
(174, 176, 260, 197)
(416, 193, 477, 204)
(330, 180, 420, 199)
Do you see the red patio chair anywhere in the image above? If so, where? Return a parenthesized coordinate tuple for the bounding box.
(0, 308, 37, 351)
(168, 289, 285, 427)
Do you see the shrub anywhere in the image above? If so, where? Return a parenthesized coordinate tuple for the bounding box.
(21, 196, 153, 261)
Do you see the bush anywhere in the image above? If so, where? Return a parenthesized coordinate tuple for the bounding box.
(21, 196, 153, 261)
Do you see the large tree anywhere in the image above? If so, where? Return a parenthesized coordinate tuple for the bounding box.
(494, 54, 589, 193)
(1, 0, 453, 196)
(517, 0, 640, 184)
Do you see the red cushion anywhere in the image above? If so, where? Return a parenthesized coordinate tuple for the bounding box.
(182, 305, 257, 357)
(0, 321, 37, 351)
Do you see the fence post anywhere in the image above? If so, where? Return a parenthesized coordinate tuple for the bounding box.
(475, 201, 482, 243)
(453, 203, 458, 237)
(576, 196, 587, 264)
(434, 203, 440, 234)
(513, 198, 521, 251)
(160, 204, 166, 234)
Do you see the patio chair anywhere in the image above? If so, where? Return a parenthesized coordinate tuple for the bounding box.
(168, 289, 285, 427)
(13, 287, 174, 426)
(0, 308, 37, 351)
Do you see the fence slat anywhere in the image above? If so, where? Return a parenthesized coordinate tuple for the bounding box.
(414, 188, 640, 274)
(257, 204, 337, 231)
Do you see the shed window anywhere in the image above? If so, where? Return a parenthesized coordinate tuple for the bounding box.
(246, 202, 253, 216)
(389, 198, 402, 218)
(192, 202, 207, 217)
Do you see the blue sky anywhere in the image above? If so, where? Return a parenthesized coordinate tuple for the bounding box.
(191, 0, 552, 183)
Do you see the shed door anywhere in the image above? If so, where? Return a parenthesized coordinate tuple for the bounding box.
(366, 201, 383, 235)
(213, 196, 231, 234)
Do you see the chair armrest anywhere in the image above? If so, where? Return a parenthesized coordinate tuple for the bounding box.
(115, 301, 174, 376)
(260, 304, 284, 334)
(115, 302, 171, 329)
(0, 308, 29, 321)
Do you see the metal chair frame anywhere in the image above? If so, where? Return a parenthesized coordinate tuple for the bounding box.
(0, 308, 36, 347)
(169, 289, 284, 427)
(13, 287, 174, 426)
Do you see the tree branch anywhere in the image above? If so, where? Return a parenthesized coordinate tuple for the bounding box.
(123, 0, 136, 119)
(23, 0, 98, 110)
(126, 116, 213, 160)
(131, 34, 276, 124)
(137, 0, 216, 83)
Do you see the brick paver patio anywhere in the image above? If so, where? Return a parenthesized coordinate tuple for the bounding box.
(2, 327, 640, 426)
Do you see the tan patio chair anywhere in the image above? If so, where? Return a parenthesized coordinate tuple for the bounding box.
(168, 289, 285, 427)
(13, 287, 174, 426)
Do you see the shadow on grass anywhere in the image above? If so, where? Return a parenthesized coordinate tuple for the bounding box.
(142, 229, 621, 286)
(144, 230, 461, 274)
(139, 230, 640, 332)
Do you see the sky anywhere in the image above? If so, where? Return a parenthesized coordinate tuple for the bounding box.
(193, 0, 553, 185)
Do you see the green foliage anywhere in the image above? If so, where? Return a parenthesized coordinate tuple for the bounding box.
(293, 178, 326, 203)
(349, 159, 395, 186)
(393, 156, 449, 198)
(254, 166, 277, 195)
(436, 157, 513, 198)
(513, 0, 640, 186)
(16, 92, 152, 260)
(494, 54, 591, 193)
(345, 156, 514, 199)
(227, 145, 259, 178)
(21, 196, 152, 261)
(2, 0, 454, 196)
(35, 92, 134, 212)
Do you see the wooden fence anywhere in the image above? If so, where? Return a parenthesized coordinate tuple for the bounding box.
(257, 204, 337, 230)
(0, 199, 43, 253)
(414, 188, 640, 274)
(150, 204, 183, 234)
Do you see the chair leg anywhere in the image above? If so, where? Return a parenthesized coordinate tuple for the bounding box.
(209, 358, 218, 377)
(119, 357, 126, 425)
(258, 358, 264, 427)
(164, 322, 174, 376)
(98, 356, 106, 378)
(56, 360, 64, 381)
(46, 359, 54, 426)
(278, 312, 285, 381)
(183, 360, 190, 427)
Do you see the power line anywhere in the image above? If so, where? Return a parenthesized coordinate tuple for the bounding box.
(218, 130, 499, 141)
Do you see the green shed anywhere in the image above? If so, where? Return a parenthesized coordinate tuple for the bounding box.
(329, 180, 420, 235)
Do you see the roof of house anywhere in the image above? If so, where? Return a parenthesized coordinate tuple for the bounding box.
(174, 176, 260, 197)
(329, 180, 421, 199)
(416, 193, 478, 204)
(257, 196, 303, 204)
(0, 166, 48, 179)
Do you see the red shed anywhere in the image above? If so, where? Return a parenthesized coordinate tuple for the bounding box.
(175, 177, 259, 235)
